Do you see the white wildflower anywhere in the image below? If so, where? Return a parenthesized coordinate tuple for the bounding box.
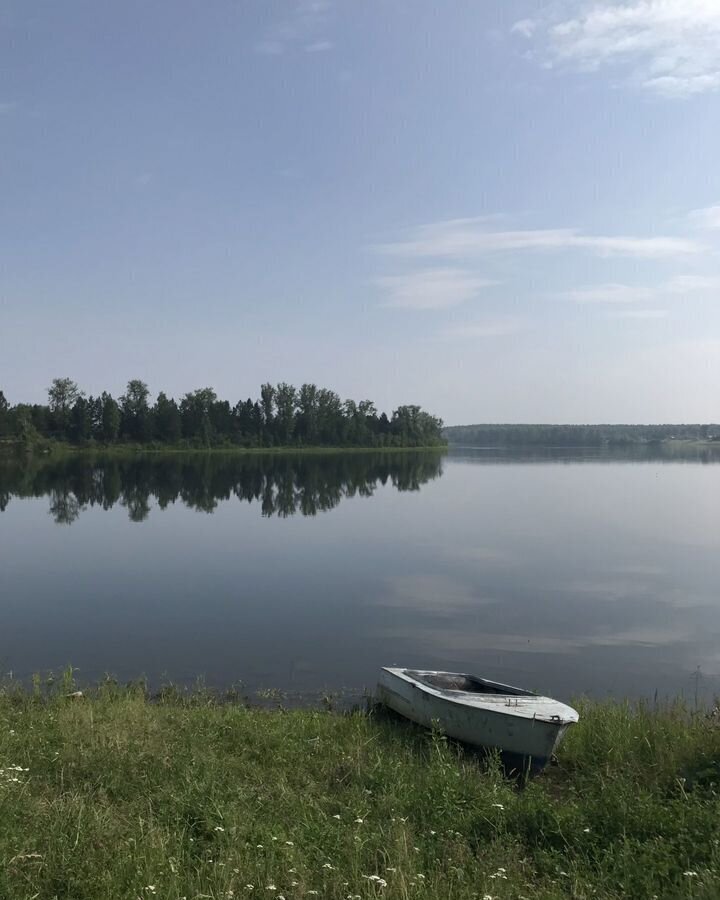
(322, 863, 335, 870)
(285, 841, 294, 846)
(265, 885, 276, 891)
(214, 826, 225, 832)
(354, 817, 364, 824)
(332, 814, 341, 819)
(583, 827, 590, 833)
(683, 871, 698, 877)
(491, 803, 504, 810)
(363, 875, 388, 886)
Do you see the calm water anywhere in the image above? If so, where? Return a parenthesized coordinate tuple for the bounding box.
(1, 447, 720, 703)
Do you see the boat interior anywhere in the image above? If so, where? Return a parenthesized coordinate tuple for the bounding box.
(407, 670, 534, 696)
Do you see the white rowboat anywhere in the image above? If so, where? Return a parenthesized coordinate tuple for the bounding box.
(377, 668, 579, 768)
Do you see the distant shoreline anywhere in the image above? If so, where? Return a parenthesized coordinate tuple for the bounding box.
(446, 438, 720, 449)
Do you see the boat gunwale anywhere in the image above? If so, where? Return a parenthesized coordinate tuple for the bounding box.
(381, 667, 579, 726)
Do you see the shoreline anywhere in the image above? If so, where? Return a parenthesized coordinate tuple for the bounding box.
(0, 440, 448, 458)
(1, 682, 718, 898)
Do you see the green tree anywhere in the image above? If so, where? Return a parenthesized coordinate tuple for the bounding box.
(154, 392, 182, 443)
(275, 382, 297, 445)
(101, 393, 121, 443)
(0, 390, 8, 437)
(120, 380, 152, 442)
(180, 388, 217, 445)
(48, 377, 83, 438)
(70, 397, 93, 443)
(297, 383, 318, 444)
(260, 383, 275, 445)
(317, 388, 342, 444)
(88, 396, 104, 440)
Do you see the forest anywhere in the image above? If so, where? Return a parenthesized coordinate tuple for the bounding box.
(0, 378, 445, 450)
(444, 422, 720, 447)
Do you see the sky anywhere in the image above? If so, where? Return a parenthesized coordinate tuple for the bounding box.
(2, 0, 720, 425)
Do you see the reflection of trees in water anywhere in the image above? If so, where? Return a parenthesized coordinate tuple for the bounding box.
(0, 451, 444, 524)
(48, 489, 84, 525)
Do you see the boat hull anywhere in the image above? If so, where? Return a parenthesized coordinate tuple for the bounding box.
(378, 670, 572, 766)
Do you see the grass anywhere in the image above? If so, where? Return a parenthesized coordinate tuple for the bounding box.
(1, 680, 719, 900)
(0, 440, 447, 458)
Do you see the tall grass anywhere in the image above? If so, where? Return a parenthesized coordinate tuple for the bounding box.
(0, 681, 718, 899)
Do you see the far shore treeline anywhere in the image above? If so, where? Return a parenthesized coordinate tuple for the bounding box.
(444, 422, 720, 447)
(0, 379, 445, 449)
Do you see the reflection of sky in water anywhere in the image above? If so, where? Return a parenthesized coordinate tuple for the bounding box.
(1, 450, 719, 701)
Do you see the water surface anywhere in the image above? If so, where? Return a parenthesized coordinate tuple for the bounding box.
(1, 447, 719, 702)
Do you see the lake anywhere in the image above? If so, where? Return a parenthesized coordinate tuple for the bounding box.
(1, 446, 720, 703)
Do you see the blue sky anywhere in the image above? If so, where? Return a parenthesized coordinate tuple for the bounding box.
(2, 0, 720, 423)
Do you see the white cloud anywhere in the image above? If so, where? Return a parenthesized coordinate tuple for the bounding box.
(665, 274, 720, 291)
(305, 40, 333, 52)
(440, 317, 525, 339)
(255, 1, 332, 56)
(608, 309, 668, 319)
(562, 283, 653, 304)
(512, 0, 720, 98)
(256, 40, 285, 55)
(511, 18, 536, 38)
(688, 205, 720, 229)
(562, 274, 720, 304)
(376, 268, 496, 310)
(378, 217, 702, 259)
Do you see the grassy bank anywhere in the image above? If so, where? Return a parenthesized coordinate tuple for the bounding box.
(0, 440, 447, 458)
(1, 685, 719, 900)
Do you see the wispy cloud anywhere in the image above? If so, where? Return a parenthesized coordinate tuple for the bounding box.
(255, 1, 332, 56)
(378, 217, 702, 260)
(512, 0, 720, 98)
(608, 309, 668, 319)
(562, 274, 720, 304)
(305, 40, 333, 53)
(562, 283, 652, 304)
(0, 101, 17, 114)
(440, 317, 526, 340)
(376, 268, 496, 310)
(688, 205, 720, 229)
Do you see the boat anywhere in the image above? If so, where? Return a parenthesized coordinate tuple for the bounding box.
(377, 667, 579, 768)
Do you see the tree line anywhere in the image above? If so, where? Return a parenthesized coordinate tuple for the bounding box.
(0, 378, 445, 449)
(444, 423, 720, 447)
(0, 450, 444, 523)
